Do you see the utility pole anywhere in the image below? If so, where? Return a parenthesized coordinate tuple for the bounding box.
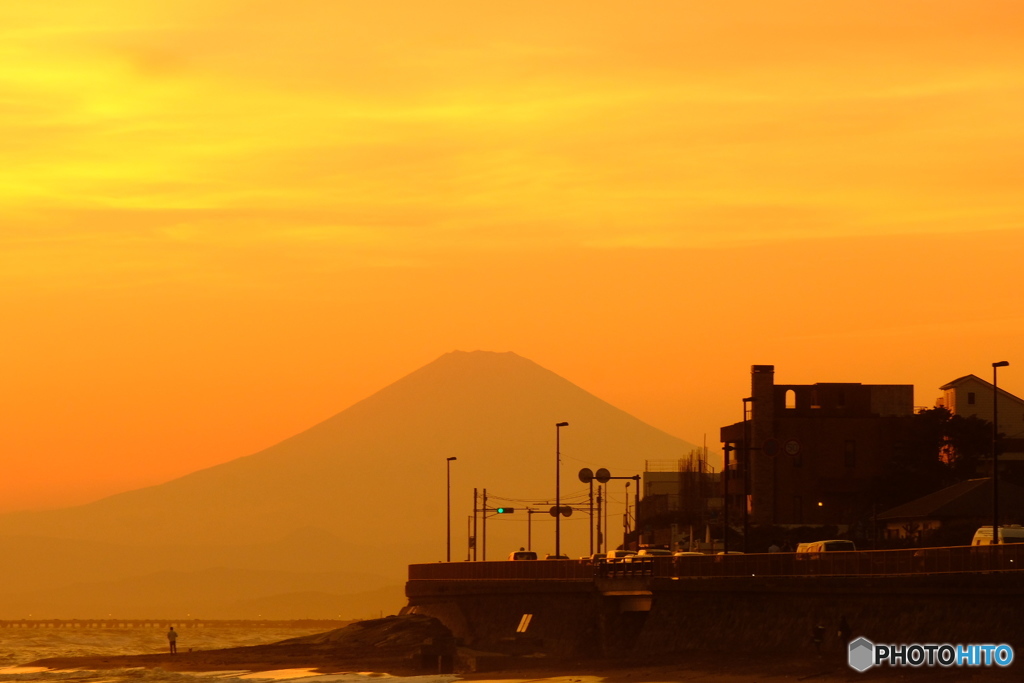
(602, 484, 608, 552)
(526, 506, 534, 551)
(633, 474, 641, 546)
(723, 444, 731, 554)
(482, 488, 488, 561)
(472, 488, 478, 561)
(624, 481, 631, 549)
(993, 361, 1010, 545)
(588, 480, 594, 556)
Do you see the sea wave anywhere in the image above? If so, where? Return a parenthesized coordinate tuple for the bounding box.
(0, 628, 458, 683)
(0, 669, 458, 683)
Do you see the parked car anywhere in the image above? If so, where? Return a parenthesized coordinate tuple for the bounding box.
(544, 554, 570, 560)
(796, 540, 856, 553)
(604, 549, 636, 563)
(673, 551, 705, 557)
(508, 549, 538, 560)
(971, 525, 1024, 546)
(623, 548, 674, 563)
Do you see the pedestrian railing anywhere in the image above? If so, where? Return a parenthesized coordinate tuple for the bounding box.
(408, 544, 1024, 581)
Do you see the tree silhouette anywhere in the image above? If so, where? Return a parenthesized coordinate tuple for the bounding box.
(877, 407, 991, 510)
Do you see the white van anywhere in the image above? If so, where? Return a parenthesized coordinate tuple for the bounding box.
(796, 540, 856, 553)
(971, 525, 1024, 546)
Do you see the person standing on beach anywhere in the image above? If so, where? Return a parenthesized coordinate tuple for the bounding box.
(167, 626, 178, 654)
(812, 623, 825, 655)
(838, 615, 852, 646)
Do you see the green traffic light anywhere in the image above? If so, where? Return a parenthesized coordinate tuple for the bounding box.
(496, 507, 515, 514)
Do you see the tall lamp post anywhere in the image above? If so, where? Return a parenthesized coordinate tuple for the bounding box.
(992, 361, 1009, 545)
(555, 422, 569, 557)
(446, 457, 457, 561)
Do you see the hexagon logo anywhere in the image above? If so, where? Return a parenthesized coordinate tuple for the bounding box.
(848, 637, 875, 672)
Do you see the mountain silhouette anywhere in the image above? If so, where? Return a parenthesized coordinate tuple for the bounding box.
(0, 350, 700, 615)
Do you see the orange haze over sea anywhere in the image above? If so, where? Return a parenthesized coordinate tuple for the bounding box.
(2, 1, 1023, 512)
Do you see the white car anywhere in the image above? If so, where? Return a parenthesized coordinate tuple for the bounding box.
(972, 525, 1024, 546)
(604, 549, 636, 563)
(796, 540, 856, 553)
(627, 548, 673, 560)
(508, 550, 538, 560)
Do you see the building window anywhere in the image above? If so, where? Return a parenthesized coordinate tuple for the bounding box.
(968, 392, 976, 405)
(844, 440, 856, 468)
(785, 389, 796, 410)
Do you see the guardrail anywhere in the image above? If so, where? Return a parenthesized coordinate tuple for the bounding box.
(409, 544, 1024, 581)
(410, 559, 599, 580)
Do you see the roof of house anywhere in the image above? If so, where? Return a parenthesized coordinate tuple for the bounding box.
(938, 374, 980, 391)
(938, 374, 1024, 405)
(876, 478, 1024, 522)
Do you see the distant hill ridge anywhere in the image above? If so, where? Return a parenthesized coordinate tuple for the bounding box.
(0, 350, 699, 616)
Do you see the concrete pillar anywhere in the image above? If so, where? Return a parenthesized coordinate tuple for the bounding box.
(750, 365, 776, 526)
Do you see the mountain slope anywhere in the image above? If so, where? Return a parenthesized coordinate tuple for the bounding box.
(0, 350, 699, 584)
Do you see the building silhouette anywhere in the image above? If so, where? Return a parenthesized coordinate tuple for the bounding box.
(720, 365, 914, 527)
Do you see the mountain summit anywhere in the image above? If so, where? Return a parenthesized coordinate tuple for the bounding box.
(0, 351, 699, 608)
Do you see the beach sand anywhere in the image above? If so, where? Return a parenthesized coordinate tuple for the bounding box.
(25, 648, 1020, 682)
(21, 617, 1018, 683)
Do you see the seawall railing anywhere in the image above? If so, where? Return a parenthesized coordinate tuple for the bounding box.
(409, 544, 1024, 581)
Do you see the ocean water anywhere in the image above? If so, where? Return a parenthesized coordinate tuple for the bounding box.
(0, 627, 458, 683)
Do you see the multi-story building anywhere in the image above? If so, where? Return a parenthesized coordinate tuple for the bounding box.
(937, 374, 1024, 464)
(720, 365, 914, 527)
(639, 456, 721, 549)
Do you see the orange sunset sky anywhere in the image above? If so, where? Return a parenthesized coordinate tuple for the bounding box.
(2, 1, 1023, 513)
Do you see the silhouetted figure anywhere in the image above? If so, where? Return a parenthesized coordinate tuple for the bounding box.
(167, 626, 178, 654)
(768, 540, 781, 553)
(838, 615, 852, 645)
(812, 623, 825, 656)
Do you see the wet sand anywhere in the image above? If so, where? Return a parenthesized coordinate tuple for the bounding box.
(22, 617, 1018, 682)
(26, 648, 1019, 682)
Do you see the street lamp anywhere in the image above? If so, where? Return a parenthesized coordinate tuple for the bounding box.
(446, 457, 457, 562)
(555, 422, 569, 557)
(992, 361, 1009, 545)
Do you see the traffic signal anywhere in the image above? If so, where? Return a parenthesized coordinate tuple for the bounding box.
(495, 507, 515, 514)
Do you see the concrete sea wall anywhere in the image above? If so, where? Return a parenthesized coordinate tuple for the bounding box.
(406, 573, 1024, 659)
